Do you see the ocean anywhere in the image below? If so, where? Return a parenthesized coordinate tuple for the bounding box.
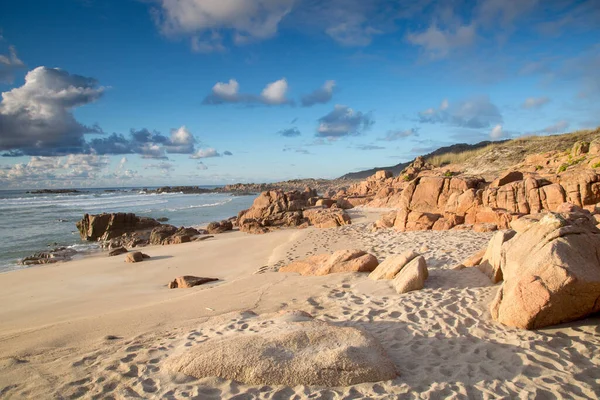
(0, 188, 257, 272)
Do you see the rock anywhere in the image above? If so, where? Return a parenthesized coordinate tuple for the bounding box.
(302, 208, 351, 228)
(237, 190, 312, 234)
(19, 247, 77, 266)
(315, 198, 336, 208)
(125, 251, 148, 263)
(335, 198, 355, 209)
(374, 170, 393, 180)
(368, 250, 419, 280)
(149, 225, 178, 245)
(461, 248, 486, 267)
(76, 213, 161, 241)
(157, 217, 169, 222)
(571, 140, 590, 157)
(491, 171, 524, 188)
(206, 220, 233, 234)
(477, 230, 517, 283)
(490, 213, 600, 329)
(589, 139, 600, 155)
(473, 223, 498, 233)
(108, 246, 128, 256)
(279, 249, 378, 276)
(375, 211, 397, 228)
(168, 276, 219, 289)
(510, 214, 544, 233)
(393, 256, 428, 294)
(164, 311, 397, 386)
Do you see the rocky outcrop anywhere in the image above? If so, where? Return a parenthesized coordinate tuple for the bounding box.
(237, 188, 352, 234)
(76, 213, 161, 241)
(393, 256, 429, 294)
(368, 250, 419, 280)
(165, 311, 397, 386)
(303, 208, 351, 228)
(168, 276, 219, 289)
(490, 213, 600, 329)
(125, 252, 149, 263)
(279, 249, 378, 276)
(206, 220, 233, 234)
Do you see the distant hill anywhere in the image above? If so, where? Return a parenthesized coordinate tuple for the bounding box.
(338, 140, 501, 180)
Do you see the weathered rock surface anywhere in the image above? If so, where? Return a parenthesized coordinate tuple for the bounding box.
(125, 252, 149, 263)
(393, 256, 429, 294)
(368, 250, 419, 280)
(206, 220, 234, 234)
(76, 213, 160, 241)
(477, 230, 517, 283)
(165, 311, 397, 386)
(279, 249, 378, 276)
(19, 247, 77, 266)
(168, 276, 219, 289)
(108, 246, 128, 257)
(490, 213, 600, 329)
(303, 208, 351, 228)
(461, 248, 486, 268)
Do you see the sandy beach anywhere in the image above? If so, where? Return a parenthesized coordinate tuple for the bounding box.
(0, 209, 598, 399)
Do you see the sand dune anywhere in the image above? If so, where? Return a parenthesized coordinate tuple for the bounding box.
(1, 210, 599, 399)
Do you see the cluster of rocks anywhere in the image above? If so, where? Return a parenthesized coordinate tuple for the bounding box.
(331, 139, 600, 233)
(278, 248, 429, 295)
(19, 246, 78, 266)
(457, 208, 600, 330)
(237, 188, 352, 234)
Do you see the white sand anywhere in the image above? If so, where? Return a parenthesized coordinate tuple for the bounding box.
(1, 210, 599, 399)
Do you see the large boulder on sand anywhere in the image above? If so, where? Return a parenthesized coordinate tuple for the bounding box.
(393, 256, 428, 294)
(168, 276, 219, 289)
(206, 220, 233, 234)
(125, 251, 149, 263)
(165, 311, 397, 386)
(237, 189, 311, 233)
(279, 249, 378, 276)
(369, 250, 419, 280)
(490, 213, 600, 329)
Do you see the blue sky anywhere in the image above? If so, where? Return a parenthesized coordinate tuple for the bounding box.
(0, 0, 599, 188)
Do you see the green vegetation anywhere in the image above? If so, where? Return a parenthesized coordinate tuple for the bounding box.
(443, 171, 454, 177)
(402, 174, 411, 181)
(557, 156, 586, 173)
(593, 162, 600, 169)
(535, 165, 543, 171)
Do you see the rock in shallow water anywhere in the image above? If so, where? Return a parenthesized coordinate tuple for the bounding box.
(165, 311, 397, 386)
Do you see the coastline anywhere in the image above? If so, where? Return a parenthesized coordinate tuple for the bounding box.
(2, 208, 599, 398)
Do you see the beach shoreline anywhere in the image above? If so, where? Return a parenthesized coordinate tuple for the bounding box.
(2, 208, 599, 398)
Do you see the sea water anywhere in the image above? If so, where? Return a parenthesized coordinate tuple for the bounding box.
(0, 188, 256, 272)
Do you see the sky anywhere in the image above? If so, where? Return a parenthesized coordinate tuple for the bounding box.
(0, 0, 599, 189)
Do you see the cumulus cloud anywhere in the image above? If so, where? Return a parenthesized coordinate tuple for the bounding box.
(203, 77, 291, 105)
(418, 96, 503, 129)
(406, 23, 476, 60)
(278, 127, 301, 137)
(190, 147, 220, 159)
(260, 78, 290, 104)
(0, 67, 105, 156)
(316, 105, 374, 139)
(522, 96, 550, 109)
(154, 0, 294, 51)
(378, 128, 419, 141)
(0, 154, 110, 187)
(490, 124, 504, 139)
(301, 80, 336, 107)
(89, 126, 198, 159)
(0, 45, 25, 83)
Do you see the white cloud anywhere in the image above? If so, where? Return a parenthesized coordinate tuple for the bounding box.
(260, 78, 289, 105)
(407, 23, 476, 60)
(0, 45, 25, 83)
(418, 96, 503, 129)
(490, 124, 504, 139)
(326, 22, 383, 46)
(378, 128, 419, 141)
(317, 104, 374, 138)
(522, 96, 550, 109)
(154, 0, 294, 51)
(0, 67, 105, 156)
(212, 79, 239, 100)
(301, 80, 336, 107)
(190, 147, 221, 159)
(164, 125, 197, 153)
